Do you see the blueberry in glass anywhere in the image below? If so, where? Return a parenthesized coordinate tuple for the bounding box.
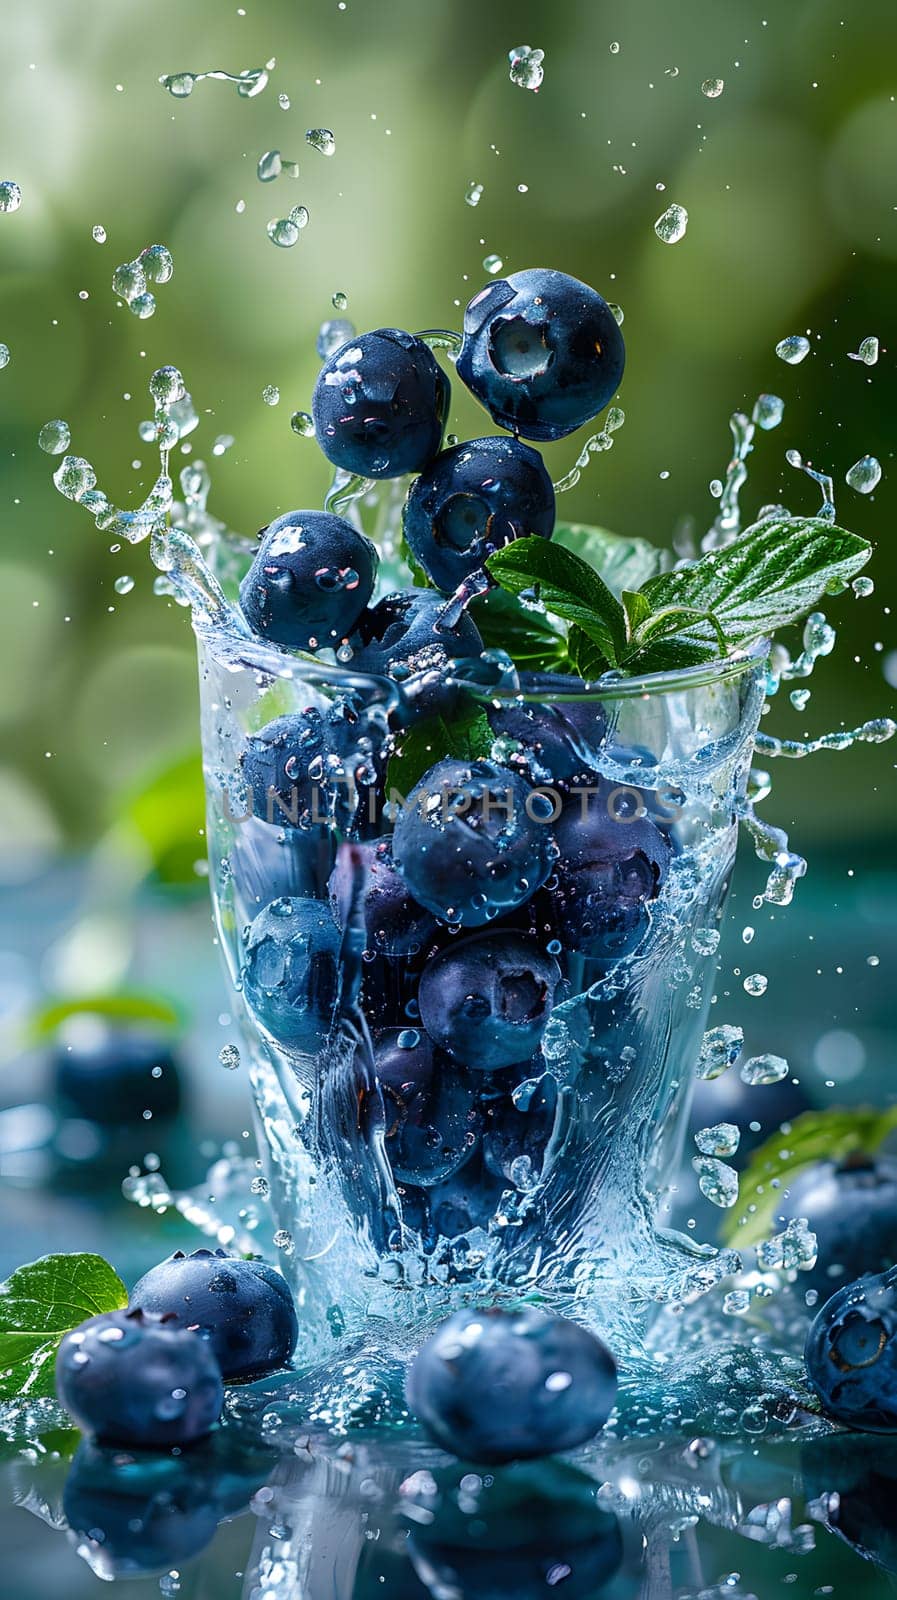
(53, 1025, 181, 1126)
(488, 670, 607, 785)
(56, 1308, 223, 1447)
(406, 1305, 617, 1462)
(403, 435, 555, 593)
(241, 699, 384, 836)
(481, 1068, 559, 1188)
(418, 932, 561, 1069)
(553, 800, 671, 960)
(312, 327, 450, 478)
(354, 587, 483, 716)
(780, 1154, 897, 1294)
(805, 1266, 897, 1430)
(362, 1028, 481, 1186)
(240, 895, 341, 1051)
(422, 1153, 510, 1240)
(329, 838, 437, 957)
(457, 268, 624, 441)
(129, 1247, 297, 1381)
(239, 510, 377, 650)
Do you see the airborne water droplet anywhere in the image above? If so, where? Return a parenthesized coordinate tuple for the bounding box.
(0, 180, 22, 213)
(258, 150, 283, 182)
(775, 334, 810, 365)
(114, 574, 135, 595)
(290, 410, 315, 437)
(465, 181, 484, 207)
(848, 335, 879, 366)
(483, 253, 504, 274)
(306, 127, 336, 156)
(262, 385, 280, 406)
(701, 77, 725, 98)
(92, 224, 107, 243)
(332, 290, 349, 311)
(219, 1043, 241, 1070)
(845, 454, 881, 495)
(140, 244, 174, 284)
(112, 260, 147, 304)
(508, 45, 545, 91)
(743, 972, 768, 997)
(654, 202, 688, 243)
(38, 419, 71, 454)
(740, 1052, 788, 1086)
(0, 345, 11, 369)
(752, 393, 784, 431)
(267, 216, 299, 247)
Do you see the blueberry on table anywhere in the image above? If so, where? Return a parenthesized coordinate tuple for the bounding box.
(129, 1247, 297, 1381)
(363, 1028, 481, 1186)
(240, 895, 341, 1052)
(418, 932, 561, 1069)
(488, 670, 607, 785)
(239, 510, 377, 651)
(403, 435, 555, 593)
(780, 1155, 897, 1294)
(553, 800, 671, 960)
(406, 1306, 617, 1463)
(392, 758, 557, 927)
(805, 1266, 897, 1431)
(456, 268, 625, 442)
(53, 1025, 181, 1126)
(56, 1308, 224, 1447)
(354, 588, 483, 715)
(312, 327, 450, 478)
(328, 837, 436, 957)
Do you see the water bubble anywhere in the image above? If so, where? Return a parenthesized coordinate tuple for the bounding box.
(273, 1228, 294, 1255)
(306, 127, 336, 156)
(250, 1175, 269, 1197)
(609, 42, 620, 54)
(693, 1156, 739, 1208)
(0, 180, 22, 213)
(140, 244, 174, 284)
(150, 365, 186, 405)
(752, 393, 784, 431)
(92, 224, 107, 243)
(654, 202, 688, 243)
(290, 410, 315, 437)
(332, 290, 349, 311)
(742, 926, 755, 944)
(508, 45, 545, 92)
(845, 454, 881, 494)
(38, 419, 71, 455)
(483, 253, 504, 274)
(701, 77, 725, 98)
(848, 335, 879, 366)
(775, 334, 810, 365)
(695, 1121, 740, 1158)
(130, 292, 156, 320)
(740, 1052, 788, 1086)
(113, 574, 134, 595)
(0, 344, 10, 369)
(212, 433, 234, 456)
(852, 574, 874, 597)
(258, 150, 284, 182)
(743, 972, 768, 997)
(112, 260, 147, 304)
(692, 927, 721, 956)
(219, 1043, 241, 1070)
(267, 216, 300, 247)
(465, 180, 484, 207)
(696, 1024, 744, 1080)
(262, 385, 280, 406)
(608, 302, 624, 325)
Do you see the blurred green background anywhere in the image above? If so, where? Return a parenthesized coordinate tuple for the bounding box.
(0, 0, 895, 879)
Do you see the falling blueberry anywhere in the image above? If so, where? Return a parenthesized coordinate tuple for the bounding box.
(239, 509, 377, 651)
(312, 328, 450, 478)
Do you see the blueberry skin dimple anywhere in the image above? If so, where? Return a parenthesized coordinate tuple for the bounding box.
(354, 588, 483, 717)
(391, 757, 556, 928)
(129, 1247, 297, 1381)
(239, 510, 377, 651)
(778, 1155, 897, 1294)
(418, 932, 561, 1070)
(312, 328, 450, 479)
(403, 436, 555, 594)
(240, 895, 341, 1052)
(406, 1305, 617, 1463)
(363, 1029, 481, 1187)
(56, 1308, 224, 1447)
(805, 1266, 897, 1431)
(553, 801, 671, 960)
(456, 269, 625, 443)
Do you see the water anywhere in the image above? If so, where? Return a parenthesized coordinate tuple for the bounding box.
(845, 453, 881, 493)
(290, 410, 315, 438)
(848, 334, 878, 365)
(553, 407, 625, 493)
(112, 246, 173, 318)
(655, 203, 688, 243)
(261, 385, 280, 405)
(775, 334, 811, 364)
(0, 345, 9, 369)
(701, 77, 725, 97)
(464, 180, 484, 206)
(159, 65, 270, 99)
(38, 420, 71, 454)
(0, 179, 22, 212)
(740, 1053, 789, 1086)
(305, 127, 336, 156)
(508, 45, 545, 91)
(483, 252, 504, 274)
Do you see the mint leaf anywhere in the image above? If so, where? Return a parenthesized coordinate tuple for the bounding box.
(630, 516, 870, 671)
(470, 587, 567, 668)
(720, 1105, 897, 1249)
(386, 703, 493, 797)
(566, 625, 611, 680)
(486, 537, 627, 667)
(0, 1253, 128, 1402)
(621, 589, 652, 636)
(28, 992, 182, 1043)
(553, 523, 664, 597)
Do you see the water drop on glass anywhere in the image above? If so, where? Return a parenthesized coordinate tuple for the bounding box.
(701, 77, 724, 98)
(0, 180, 22, 213)
(38, 419, 71, 454)
(306, 127, 336, 156)
(291, 410, 315, 437)
(219, 1043, 241, 1070)
(114, 574, 134, 595)
(775, 334, 810, 365)
(483, 252, 504, 274)
(465, 181, 484, 207)
(654, 202, 688, 243)
(262, 385, 280, 406)
(508, 45, 545, 92)
(846, 454, 881, 494)
(92, 224, 107, 243)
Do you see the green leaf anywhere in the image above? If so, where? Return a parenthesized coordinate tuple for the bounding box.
(386, 703, 493, 798)
(721, 1105, 897, 1249)
(566, 625, 611, 680)
(27, 991, 183, 1044)
(621, 589, 652, 637)
(486, 537, 627, 667)
(554, 523, 664, 597)
(120, 749, 206, 887)
(0, 1253, 128, 1403)
(470, 587, 568, 668)
(631, 516, 871, 670)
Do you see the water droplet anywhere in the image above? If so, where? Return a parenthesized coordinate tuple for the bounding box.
(273, 1228, 294, 1255)
(150, 365, 185, 405)
(332, 290, 349, 311)
(508, 45, 545, 92)
(607, 302, 624, 325)
(743, 972, 768, 997)
(130, 291, 156, 320)
(775, 334, 810, 365)
(848, 335, 879, 366)
(740, 1052, 788, 1086)
(219, 1043, 241, 1070)
(114, 574, 134, 595)
(212, 433, 235, 456)
(654, 202, 688, 243)
(267, 216, 300, 247)
(38, 419, 71, 455)
(846, 454, 881, 494)
(692, 927, 720, 956)
(258, 149, 283, 182)
(695, 1121, 740, 1158)
(262, 385, 280, 406)
(160, 71, 196, 98)
(92, 223, 107, 243)
(0, 180, 22, 213)
(742, 926, 755, 944)
(53, 454, 97, 502)
(483, 252, 504, 274)
(609, 42, 620, 54)
(278, 92, 291, 110)
(290, 410, 315, 437)
(696, 1024, 744, 1080)
(250, 1175, 269, 1196)
(112, 260, 147, 304)
(0, 344, 11, 369)
(693, 1155, 739, 1208)
(140, 243, 174, 284)
(465, 180, 484, 207)
(289, 204, 309, 228)
(852, 574, 874, 597)
(790, 687, 811, 710)
(306, 127, 336, 156)
(701, 77, 725, 98)
(723, 1289, 750, 1315)
(752, 393, 784, 431)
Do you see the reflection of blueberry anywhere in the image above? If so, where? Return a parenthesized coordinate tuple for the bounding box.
(129, 1247, 297, 1381)
(56, 1309, 223, 1447)
(456, 269, 624, 442)
(482, 1070, 559, 1188)
(53, 1026, 181, 1126)
(392, 758, 556, 928)
(312, 328, 450, 478)
(805, 1267, 897, 1431)
(240, 896, 341, 1052)
(488, 672, 606, 784)
(802, 1433, 897, 1575)
(403, 436, 555, 594)
(419, 933, 561, 1069)
(553, 802, 671, 959)
(355, 589, 483, 715)
(780, 1156, 897, 1295)
(364, 1029, 480, 1186)
(239, 510, 377, 650)
(328, 838, 436, 956)
(407, 1306, 617, 1463)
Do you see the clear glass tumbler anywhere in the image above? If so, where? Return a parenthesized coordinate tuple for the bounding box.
(196, 601, 766, 1367)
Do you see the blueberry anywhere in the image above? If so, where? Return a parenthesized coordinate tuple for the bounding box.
(456, 269, 624, 442)
(129, 1247, 297, 1381)
(482, 1069, 559, 1188)
(53, 1024, 181, 1127)
(805, 1266, 897, 1431)
(240, 895, 341, 1052)
(488, 671, 607, 785)
(553, 799, 671, 959)
(312, 328, 450, 478)
(802, 1433, 897, 1575)
(419, 933, 561, 1070)
(354, 588, 483, 716)
(392, 758, 556, 928)
(239, 510, 377, 651)
(403, 436, 555, 594)
(229, 815, 320, 914)
(328, 837, 436, 956)
(362, 1029, 480, 1186)
(56, 1308, 223, 1447)
(240, 701, 383, 835)
(779, 1154, 897, 1294)
(421, 1153, 509, 1239)
(406, 1306, 617, 1463)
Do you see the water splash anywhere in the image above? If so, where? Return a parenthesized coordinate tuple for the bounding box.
(267, 206, 308, 247)
(755, 717, 896, 760)
(112, 244, 173, 319)
(848, 335, 878, 366)
(846, 454, 881, 494)
(306, 128, 336, 156)
(553, 407, 625, 493)
(775, 334, 810, 365)
(0, 345, 9, 370)
(257, 150, 300, 182)
(159, 65, 270, 99)
(655, 203, 688, 243)
(785, 448, 835, 520)
(508, 45, 545, 91)
(465, 181, 484, 207)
